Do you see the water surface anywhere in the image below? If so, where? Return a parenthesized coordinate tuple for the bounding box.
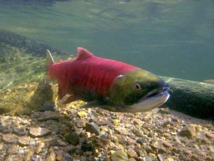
(0, 0, 214, 81)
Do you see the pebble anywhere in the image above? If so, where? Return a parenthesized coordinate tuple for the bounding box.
(5, 155, 24, 161)
(162, 120, 171, 127)
(205, 132, 214, 139)
(157, 154, 165, 161)
(18, 131, 28, 136)
(81, 141, 94, 152)
(57, 139, 67, 146)
(137, 138, 146, 145)
(18, 136, 33, 146)
(29, 127, 51, 137)
(132, 118, 143, 126)
(178, 124, 196, 138)
(65, 133, 79, 145)
(0, 82, 214, 160)
(2, 133, 17, 144)
(132, 128, 144, 137)
(38, 111, 60, 121)
(85, 122, 100, 135)
(35, 142, 45, 154)
(46, 150, 56, 161)
(163, 141, 172, 149)
(77, 111, 87, 118)
(114, 127, 128, 135)
(127, 148, 138, 158)
(2, 129, 12, 134)
(7, 144, 21, 154)
(151, 140, 165, 153)
(0, 125, 6, 132)
(110, 150, 128, 161)
(12, 126, 24, 135)
(38, 101, 56, 112)
(144, 156, 153, 161)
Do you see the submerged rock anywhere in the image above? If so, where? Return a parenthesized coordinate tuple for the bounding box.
(203, 79, 214, 84)
(162, 76, 214, 119)
(85, 122, 100, 135)
(178, 124, 196, 138)
(0, 82, 55, 115)
(29, 127, 51, 137)
(65, 133, 80, 145)
(110, 150, 128, 161)
(2, 133, 18, 144)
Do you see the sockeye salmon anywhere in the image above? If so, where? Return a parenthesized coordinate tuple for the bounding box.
(47, 47, 170, 112)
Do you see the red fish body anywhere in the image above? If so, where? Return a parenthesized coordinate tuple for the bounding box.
(48, 47, 139, 102)
(47, 47, 170, 112)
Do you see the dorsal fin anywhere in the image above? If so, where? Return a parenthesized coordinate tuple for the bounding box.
(76, 47, 94, 59)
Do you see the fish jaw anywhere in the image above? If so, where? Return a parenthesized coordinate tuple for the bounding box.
(104, 89, 170, 113)
(126, 90, 170, 112)
(108, 69, 171, 112)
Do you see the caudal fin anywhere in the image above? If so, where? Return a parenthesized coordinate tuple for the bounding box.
(45, 50, 55, 83)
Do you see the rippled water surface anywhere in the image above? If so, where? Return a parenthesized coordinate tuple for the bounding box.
(0, 0, 214, 81)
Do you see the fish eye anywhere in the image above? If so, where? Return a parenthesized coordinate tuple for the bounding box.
(135, 83, 141, 90)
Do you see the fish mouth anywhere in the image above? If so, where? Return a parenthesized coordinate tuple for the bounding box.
(128, 87, 171, 112)
(140, 86, 170, 102)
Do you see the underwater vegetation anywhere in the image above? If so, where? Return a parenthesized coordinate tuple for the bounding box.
(0, 30, 70, 90)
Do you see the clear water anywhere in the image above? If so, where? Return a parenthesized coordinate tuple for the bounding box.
(0, 0, 214, 81)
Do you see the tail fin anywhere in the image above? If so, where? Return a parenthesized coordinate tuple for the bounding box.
(45, 50, 55, 83)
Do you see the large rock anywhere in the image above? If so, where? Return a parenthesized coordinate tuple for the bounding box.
(161, 76, 214, 119)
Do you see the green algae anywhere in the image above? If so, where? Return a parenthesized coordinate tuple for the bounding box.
(0, 30, 71, 91)
(0, 42, 45, 91)
(0, 82, 55, 115)
(161, 76, 214, 119)
(0, 30, 70, 115)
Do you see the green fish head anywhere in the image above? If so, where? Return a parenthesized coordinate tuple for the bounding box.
(109, 69, 170, 112)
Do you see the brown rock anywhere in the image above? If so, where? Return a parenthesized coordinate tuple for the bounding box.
(5, 155, 24, 161)
(133, 118, 143, 126)
(127, 149, 138, 158)
(132, 128, 144, 137)
(157, 154, 165, 161)
(35, 142, 45, 154)
(111, 150, 128, 161)
(163, 141, 172, 149)
(114, 127, 128, 135)
(178, 124, 196, 138)
(29, 127, 51, 137)
(2, 133, 17, 144)
(18, 136, 34, 146)
(162, 120, 171, 127)
(38, 111, 60, 121)
(46, 149, 56, 161)
(85, 122, 100, 135)
(7, 144, 20, 154)
(151, 140, 165, 153)
(24, 150, 34, 161)
(205, 132, 214, 139)
(183, 149, 192, 155)
(77, 111, 87, 118)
